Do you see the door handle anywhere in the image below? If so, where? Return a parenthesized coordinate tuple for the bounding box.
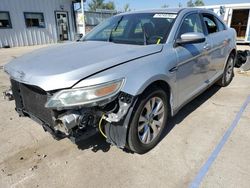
(203, 44, 211, 51)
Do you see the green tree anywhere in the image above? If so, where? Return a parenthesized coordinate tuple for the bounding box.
(88, 0, 104, 11)
(194, 0, 205, 6)
(124, 3, 131, 12)
(88, 0, 115, 11)
(187, 0, 194, 7)
(104, 1, 115, 10)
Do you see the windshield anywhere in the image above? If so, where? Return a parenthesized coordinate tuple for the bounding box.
(83, 13, 177, 45)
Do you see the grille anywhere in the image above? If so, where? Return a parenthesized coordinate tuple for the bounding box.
(11, 79, 54, 126)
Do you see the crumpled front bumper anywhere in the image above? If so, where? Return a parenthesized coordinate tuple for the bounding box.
(5, 79, 137, 148)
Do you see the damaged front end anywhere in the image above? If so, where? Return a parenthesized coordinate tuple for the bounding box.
(4, 79, 136, 148)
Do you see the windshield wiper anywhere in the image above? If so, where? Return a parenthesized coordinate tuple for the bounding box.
(108, 16, 124, 42)
(141, 23, 148, 45)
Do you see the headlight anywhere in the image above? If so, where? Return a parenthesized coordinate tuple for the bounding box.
(45, 78, 124, 109)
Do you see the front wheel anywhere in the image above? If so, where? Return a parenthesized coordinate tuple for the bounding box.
(127, 87, 168, 154)
(217, 54, 235, 87)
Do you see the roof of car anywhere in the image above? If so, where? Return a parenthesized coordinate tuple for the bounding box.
(119, 8, 182, 15)
(120, 8, 209, 15)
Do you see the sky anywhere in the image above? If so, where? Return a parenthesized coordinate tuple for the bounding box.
(85, 0, 250, 11)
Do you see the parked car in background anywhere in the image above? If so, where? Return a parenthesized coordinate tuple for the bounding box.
(4, 8, 236, 154)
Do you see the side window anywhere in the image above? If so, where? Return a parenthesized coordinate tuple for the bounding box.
(178, 13, 204, 38)
(0, 11, 12, 28)
(203, 14, 219, 34)
(215, 17, 226, 31)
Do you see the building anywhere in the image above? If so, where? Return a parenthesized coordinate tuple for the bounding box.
(0, 0, 81, 48)
(75, 9, 117, 34)
(201, 3, 250, 43)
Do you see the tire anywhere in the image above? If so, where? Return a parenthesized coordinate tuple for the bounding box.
(127, 86, 168, 154)
(217, 54, 235, 87)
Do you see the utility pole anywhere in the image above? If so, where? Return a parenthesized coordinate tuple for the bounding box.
(81, 0, 86, 36)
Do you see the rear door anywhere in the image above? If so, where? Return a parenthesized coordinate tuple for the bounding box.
(201, 13, 229, 82)
(175, 12, 210, 106)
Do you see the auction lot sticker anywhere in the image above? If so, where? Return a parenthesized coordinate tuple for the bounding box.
(153, 14, 177, 19)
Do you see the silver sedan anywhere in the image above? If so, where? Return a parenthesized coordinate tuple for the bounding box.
(4, 8, 237, 154)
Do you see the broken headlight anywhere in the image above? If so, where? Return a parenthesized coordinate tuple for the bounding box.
(45, 79, 124, 109)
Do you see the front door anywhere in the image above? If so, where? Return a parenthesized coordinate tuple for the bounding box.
(175, 13, 210, 106)
(56, 12, 70, 41)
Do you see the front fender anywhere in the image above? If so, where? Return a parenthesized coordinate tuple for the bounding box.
(74, 48, 178, 148)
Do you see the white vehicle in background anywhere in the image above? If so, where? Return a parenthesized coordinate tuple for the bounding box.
(199, 3, 250, 43)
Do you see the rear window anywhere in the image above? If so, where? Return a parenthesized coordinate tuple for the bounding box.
(214, 17, 226, 31)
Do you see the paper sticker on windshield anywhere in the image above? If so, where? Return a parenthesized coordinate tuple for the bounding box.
(153, 14, 177, 19)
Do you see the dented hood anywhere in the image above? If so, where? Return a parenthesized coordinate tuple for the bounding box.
(4, 41, 163, 91)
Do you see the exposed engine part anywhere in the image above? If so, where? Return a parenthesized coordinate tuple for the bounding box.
(59, 113, 81, 133)
(3, 89, 14, 101)
(104, 96, 138, 148)
(78, 112, 95, 129)
(118, 92, 133, 104)
(53, 121, 71, 135)
(54, 109, 100, 136)
(105, 92, 134, 123)
(105, 101, 130, 123)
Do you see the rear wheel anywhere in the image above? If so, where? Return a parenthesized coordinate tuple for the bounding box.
(127, 87, 168, 154)
(217, 54, 235, 87)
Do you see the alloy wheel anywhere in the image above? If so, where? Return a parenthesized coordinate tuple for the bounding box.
(137, 97, 165, 144)
(225, 57, 234, 83)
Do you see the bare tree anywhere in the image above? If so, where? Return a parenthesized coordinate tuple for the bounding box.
(161, 4, 169, 8)
(187, 0, 194, 7)
(124, 3, 131, 12)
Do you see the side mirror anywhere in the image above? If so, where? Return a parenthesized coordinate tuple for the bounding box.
(176, 32, 205, 45)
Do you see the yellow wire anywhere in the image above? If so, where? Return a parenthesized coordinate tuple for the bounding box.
(156, 39, 161, 44)
(99, 114, 107, 138)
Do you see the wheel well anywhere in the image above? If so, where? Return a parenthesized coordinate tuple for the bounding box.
(229, 49, 237, 66)
(230, 49, 237, 57)
(140, 80, 172, 116)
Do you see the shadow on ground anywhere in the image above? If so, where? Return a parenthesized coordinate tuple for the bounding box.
(161, 85, 221, 141)
(76, 133, 111, 152)
(75, 85, 221, 153)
